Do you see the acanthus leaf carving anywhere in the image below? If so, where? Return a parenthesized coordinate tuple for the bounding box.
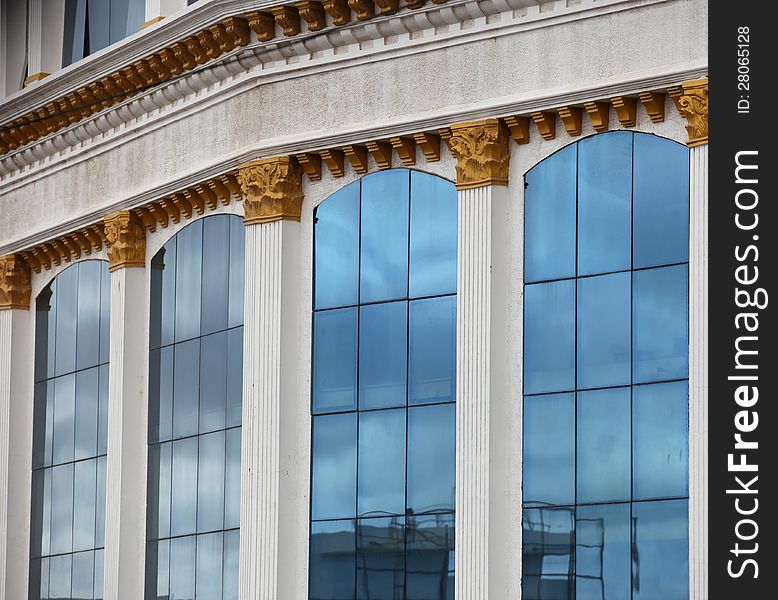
(669, 79, 708, 147)
(0, 254, 32, 310)
(444, 119, 510, 190)
(237, 156, 305, 225)
(103, 211, 146, 272)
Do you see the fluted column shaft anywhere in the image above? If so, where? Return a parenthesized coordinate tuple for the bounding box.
(238, 157, 305, 600)
(103, 213, 148, 600)
(689, 143, 708, 600)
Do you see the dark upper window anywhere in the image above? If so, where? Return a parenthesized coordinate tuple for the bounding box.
(30, 260, 111, 600)
(145, 214, 245, 600)
(521, 131, 690, 600)
(310, 169, 458, 600)
(63, 0, 145, 67)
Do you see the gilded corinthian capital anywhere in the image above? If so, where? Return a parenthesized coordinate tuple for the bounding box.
(237, 156, 305, 225)
(0, 254, 31, 310)
(668, 79, 708, 147)
(104, 211, 146, 272)
(444, 119, 510, 190)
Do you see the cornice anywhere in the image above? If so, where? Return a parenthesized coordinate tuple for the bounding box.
(0, 0, 671, 177)
(1, 72, 707, 267)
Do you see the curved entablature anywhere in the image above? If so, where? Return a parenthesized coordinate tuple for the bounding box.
(0, 77, 707, 294)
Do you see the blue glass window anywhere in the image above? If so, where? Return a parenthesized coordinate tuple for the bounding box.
(63, 0, 145, 67)
(30, 260, 110, 600)
(524, 144, 577, 283)
(311, 170, 457, 599)
(522, 132, 689, 599)
(524, 280, 575, 395)
(146, 215, 244, 599)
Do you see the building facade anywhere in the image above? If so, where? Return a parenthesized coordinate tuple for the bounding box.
(0, 0, 708, 598)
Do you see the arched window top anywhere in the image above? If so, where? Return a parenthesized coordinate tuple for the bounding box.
(314, 168, 457, 310)
(150, 214, 245, 349)
(35, 259, 110, 381)
(524, 131, 690, 283)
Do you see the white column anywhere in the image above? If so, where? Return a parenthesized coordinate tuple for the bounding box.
(145, 0, 188, 25)
(26, 0, 43, 78)
(102, 214, 148, 600)
(448, 120, 520, 600)
(688, 143, 708, 600)
(0, 255, 34, 600)
(238, 158, 305, 600)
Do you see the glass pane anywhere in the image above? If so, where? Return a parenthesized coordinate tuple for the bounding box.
(575, 504, 630, 600)
(171, 437, 198, 536)
(633, 134, 689, 269)
(53, 374, 76, 465)
(312, 308, 358, 414)
(578, 131, 632, 276)
(577, 272, 631, 389)
(201, 216, 231, 335)
(63, 0, 87, 65)
(226, 327, 243, 428)
(523, 393, 574, 507)
(409, 172, 457, 298)
(228, 217, 245, 329)
(633, 265, 688, 383)
(149, 347, 174, 443)
(73, 458, 97, 552)
(358, 409, 406, 517)
(32, 382, 48, 469)
(524, 280, 575, 395)
(310, 520, 356, 600)
(173, 338, 200, 439)
(524, 144, 577, 283)
(175, 219, 203, 342)
(356, 516, 405, 600)
(312, 413, 357, 520)
(406, 514, 455, 600)
(224, 429, 241, 530)
(76, 261, 101, 371)
(169, 535, 196, 600)
(75, 368, 99, 461)
(34, 291, 53, 383)
(148, 442, 172, 540)
(99, 261, 110, 365)
(88, 0, 110, 52)
(30, 470, 44, 559)
(29, 557, 44, 600)
(110, 0, 144, 43)
(223, 530, 239, 600)
(55, 265, 78, 376)
(159, 241, 177, 348)
(632, 500, 688, 600)
(96, 456, 106, 548)
(315, 181, 360, 310)
(200, 331, 228, 433)
(522, 507, 575, 600)
(46, 283, 57, 379)
(50, 463, 74, 555)
(197, 431, 226, 533)
(72, 550, 95, 600)
(95, 548, 104, 599)
(359, 302, 407, 410)
(98, 364, 109, 455)
(147, 539, 169, 600)
(360, 170, 410, 303)
(409, 296, 456, 406)
(577, 388, 630, 504)
(633, 381, 688, 500)
(407, 404, 455, 514)
(196, 532, 224, 600)
(49, 553, 72, 600)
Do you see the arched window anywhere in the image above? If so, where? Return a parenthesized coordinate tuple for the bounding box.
(310, 169, 457, 599)
(63, 0, 145, 67)
(145, 214, 245, 600)
(30, 260, 111, 600)
(521, 131, 690, 600)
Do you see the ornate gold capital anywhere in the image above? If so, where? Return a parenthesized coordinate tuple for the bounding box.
(237, 156, 305, 225)
(444, 119, 510, 190)
(104, 211, 146, 272)
(0, 254, 32, 310)
(669, 79, 708, 147)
